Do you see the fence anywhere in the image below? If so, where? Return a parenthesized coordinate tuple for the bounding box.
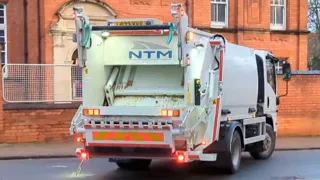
(2, 64, 82, 103)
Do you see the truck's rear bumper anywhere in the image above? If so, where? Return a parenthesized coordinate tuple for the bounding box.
(75, 145, 217, 162)
(84, 145, 173, 159)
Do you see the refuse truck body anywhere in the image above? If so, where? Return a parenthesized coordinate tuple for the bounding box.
(69, 3, 292, 174)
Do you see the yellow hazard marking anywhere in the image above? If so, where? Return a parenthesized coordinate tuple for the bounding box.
(187, 83, 191, 103)
(114, 21, 146, 26)
(92, 131, 165, 142)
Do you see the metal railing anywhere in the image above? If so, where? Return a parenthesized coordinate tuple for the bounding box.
(2, 64, 83, 103)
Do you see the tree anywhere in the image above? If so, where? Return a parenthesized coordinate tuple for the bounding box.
(308, 0, 320, 70)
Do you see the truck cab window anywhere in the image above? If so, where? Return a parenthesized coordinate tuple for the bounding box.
(266, 60, 276, 93)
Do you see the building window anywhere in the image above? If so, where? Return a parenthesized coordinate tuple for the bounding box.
(0, 4, 6, 64)
(270, 0, 286, 30)
(211, 0, 228, 28)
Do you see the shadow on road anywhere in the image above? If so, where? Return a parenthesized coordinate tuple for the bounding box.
(98, 155, 266, 180)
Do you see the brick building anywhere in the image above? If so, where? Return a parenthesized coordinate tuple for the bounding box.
(0, 0, 317, 144)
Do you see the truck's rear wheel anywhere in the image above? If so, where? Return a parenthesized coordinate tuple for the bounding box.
(249, 124, 276, 160)
(116, 159, 152, 170)
(217, 130, 242, 174)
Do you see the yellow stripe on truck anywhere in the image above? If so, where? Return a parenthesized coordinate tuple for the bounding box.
(92, 131, 165, 142)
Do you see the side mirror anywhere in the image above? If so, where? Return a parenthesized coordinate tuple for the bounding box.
(282, 62, 291, 81)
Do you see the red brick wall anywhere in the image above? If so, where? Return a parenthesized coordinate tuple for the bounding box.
(0, 74, 320, 144)
(0, 109, 76, 143)
(278, 74, 320, 136)
(0, 75, 320, 143)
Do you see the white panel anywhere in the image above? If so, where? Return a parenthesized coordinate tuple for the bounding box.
(103, 36, 179, 65)
(222, 42, 258, 118)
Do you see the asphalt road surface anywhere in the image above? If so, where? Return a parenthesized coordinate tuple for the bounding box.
(0, 150, 319, 180)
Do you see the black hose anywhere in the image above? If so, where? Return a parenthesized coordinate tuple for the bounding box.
(211, 34, 226, 71)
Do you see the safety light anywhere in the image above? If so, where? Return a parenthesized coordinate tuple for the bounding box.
(186, 31, 193, 41)
(83, 109, 100, 116)
(76, 137, 82, 142)
(201, 140, 206, 145)
(77, 149, 89, 160)
(81, 152, 88, 160)
(161, 109, 180, 117)
(176, 152, 185, 163)
(185, 57, 190, 66)
(177, 154, 184, 162)
(101, 31, 110, 38)
(76, 137, 85, 143)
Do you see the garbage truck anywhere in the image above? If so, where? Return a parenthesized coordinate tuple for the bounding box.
(69, 3, 292, 174)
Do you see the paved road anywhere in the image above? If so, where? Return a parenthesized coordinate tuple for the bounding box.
(0, 150, 319, 180)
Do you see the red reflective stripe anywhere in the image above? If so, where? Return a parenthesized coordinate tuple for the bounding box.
(84, 124, 171, 130)
(219, 49, 224, 81)
(210, 41, 221, 46)
(162, 126, 171, 130)
(188, 154, 200, 160)
(212, 98, 221, 142)
(212, 49, 224, 142)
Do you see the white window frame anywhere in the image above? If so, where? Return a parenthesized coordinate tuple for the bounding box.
(210, 0, 228, 28)
(0, 4, 7, 65)
(270, 0, 286, 30)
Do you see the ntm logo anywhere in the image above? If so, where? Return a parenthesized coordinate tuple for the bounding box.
(129, 41, 173, 60)
(129, 50, 172, 60)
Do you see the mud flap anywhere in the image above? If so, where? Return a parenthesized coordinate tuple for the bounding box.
(203, 121, 243, 154)
(109, 158, 131, 163)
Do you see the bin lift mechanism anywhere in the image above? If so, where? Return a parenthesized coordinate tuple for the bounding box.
(72, 3, 225, 176)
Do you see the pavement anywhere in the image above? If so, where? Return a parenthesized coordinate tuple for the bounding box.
(1, 150, 320, 180)
(0, 136, 319, 160)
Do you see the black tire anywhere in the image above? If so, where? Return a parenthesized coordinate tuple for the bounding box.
(217, 130, 242, 174)
(116, 159, 152, 170)
(249, 124, 276, 160)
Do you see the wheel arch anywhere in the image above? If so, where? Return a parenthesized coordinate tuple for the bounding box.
(265, 114, 276, 131)
(235, 126, 244, 149)
(228, 121, 244, 149)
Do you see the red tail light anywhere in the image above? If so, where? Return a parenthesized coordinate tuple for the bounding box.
(177, 154, 184, 162)
(80, 150, 89, 160)
(176, 152, 185, 163)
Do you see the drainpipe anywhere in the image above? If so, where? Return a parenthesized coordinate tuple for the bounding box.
(23, 0, 28, 64)
(186, 0, 192, 26)
(37, 0, 41, 64)
(37, 0, 44, 101)
(23, 0, 29, 102)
